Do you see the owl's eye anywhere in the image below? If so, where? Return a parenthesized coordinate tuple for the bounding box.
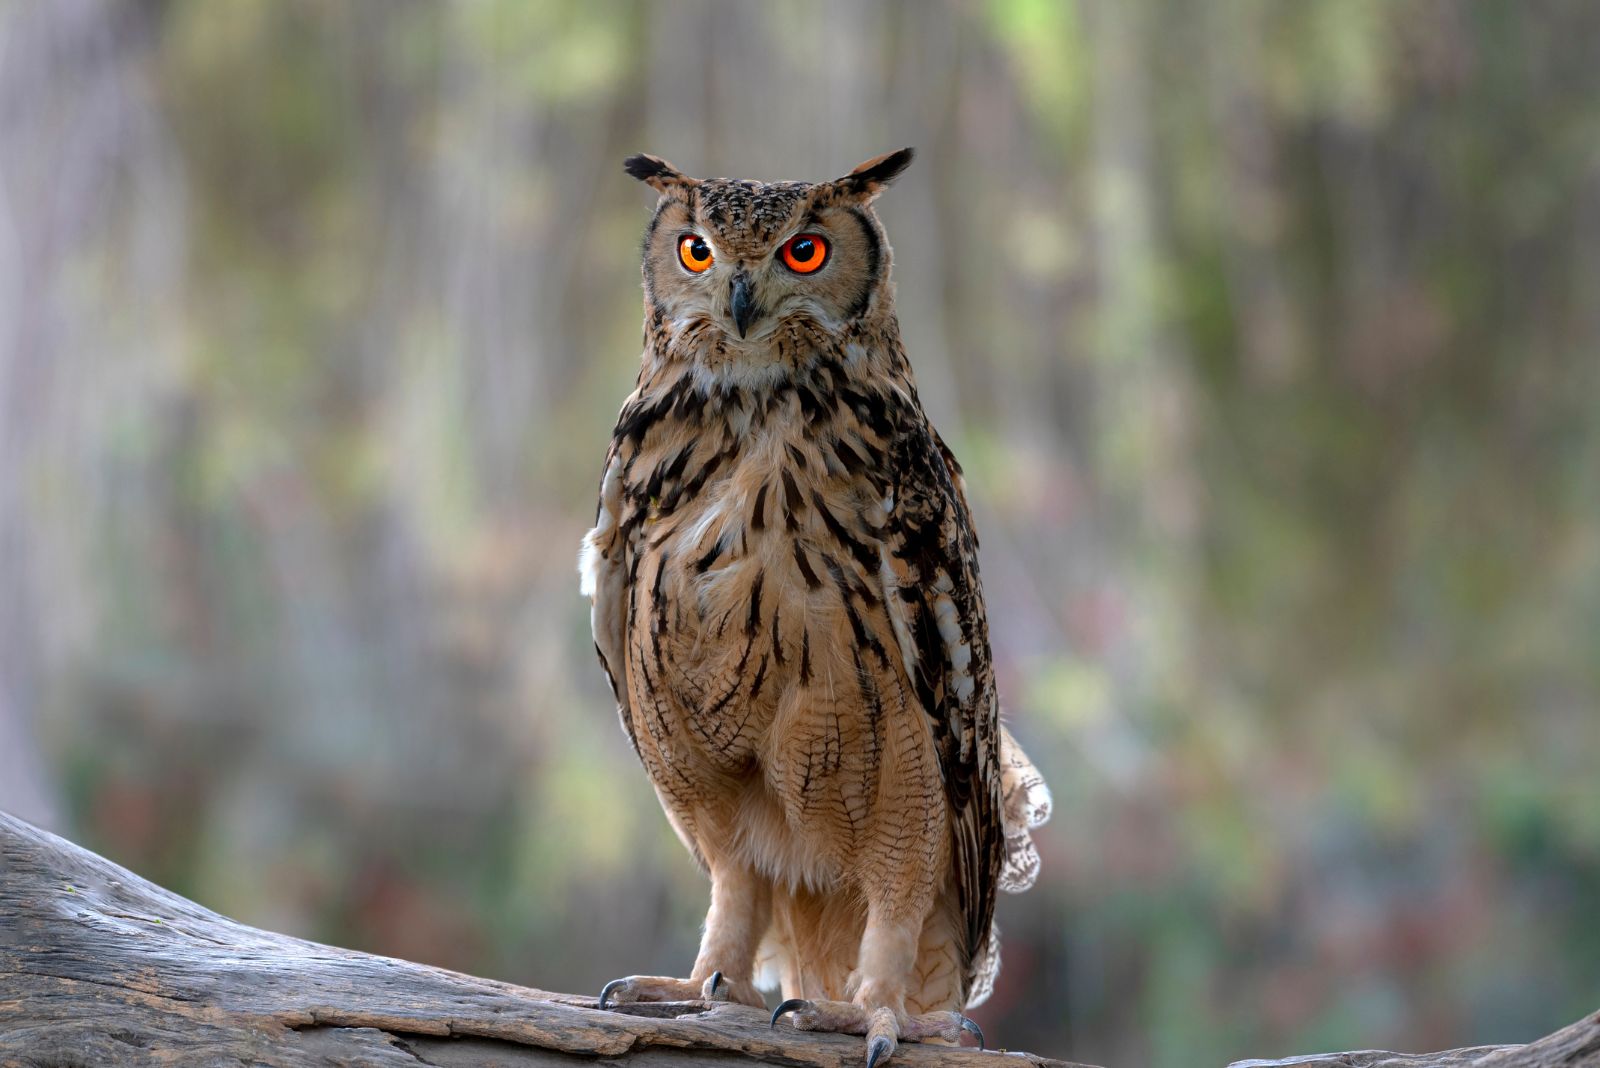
(780, 233, 829, 274)
(678, 234, 714, 273)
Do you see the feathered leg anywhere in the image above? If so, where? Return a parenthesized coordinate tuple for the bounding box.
(770, 894, 982, 1065)
(600, 863, 769, 1010)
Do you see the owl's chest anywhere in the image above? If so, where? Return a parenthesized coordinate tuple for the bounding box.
(619, 422, 897, 777)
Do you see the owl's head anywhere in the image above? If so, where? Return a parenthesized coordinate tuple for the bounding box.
(624, 149, 913, 354)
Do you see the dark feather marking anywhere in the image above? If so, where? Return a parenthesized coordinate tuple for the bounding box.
(700, 629, 756, 722)
(636, 655, 672, 742)
(799, 749, 815, 799)
(770, 607, 786, 665)
(675, 447, 728, 503)
(650, 552, 670, 670)
(748, 651, 769, 704)
(745, 573, 765, 638)
(811, 491, 880, 574)
(712, 649, 772, 764)
(906, 593, 942, 714)
(833, 437, 868, 474)
(616, 378, 689, 446)
(793, 543, 822, 589)
(799, 628, 812, 685)
(860, 389, 892, 438)
(821, 553, 884, 666)
(619, 508, 646, 543)
(782, 470, 804, 515)
(844, 207, 882, 321)
(693, 535, 726, 573)
(594, 641, 620, 702)
(795, 384, 824, 425)
(674, 384, 707, 422)
(751, 482, 768, 530)
(662, 443, 694, 484)
(817, 358, 843, 391)
(851, 647, 884, 781)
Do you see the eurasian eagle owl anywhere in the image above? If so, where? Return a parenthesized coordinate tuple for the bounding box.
(580, 149, 1051, 1067)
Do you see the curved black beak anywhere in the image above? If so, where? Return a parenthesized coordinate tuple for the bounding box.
(729, 270, 758, 338)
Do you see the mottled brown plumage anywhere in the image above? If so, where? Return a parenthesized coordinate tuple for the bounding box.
(580, 149, 1050, 1065)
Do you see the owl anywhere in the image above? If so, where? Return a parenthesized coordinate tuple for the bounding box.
(579, 149, 1051, 1068)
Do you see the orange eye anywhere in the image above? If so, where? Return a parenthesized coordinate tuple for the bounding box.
(678, 234, 714, 273)
(780, 233, 829, 274)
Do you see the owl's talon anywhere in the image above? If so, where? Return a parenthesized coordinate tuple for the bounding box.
(598, 974, 732, 1010)
(862, 1006, 899, 1066)
(768, 998, 975, 1061)
(771, 998, 812, 1029)
(598, 978, 628, 1011)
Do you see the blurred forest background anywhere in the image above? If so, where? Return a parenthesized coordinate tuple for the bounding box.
(3, 1, 1599, 1065)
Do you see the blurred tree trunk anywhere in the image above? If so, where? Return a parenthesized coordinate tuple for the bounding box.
(0, 694, 56, 829)
(0, 0, 184, 833)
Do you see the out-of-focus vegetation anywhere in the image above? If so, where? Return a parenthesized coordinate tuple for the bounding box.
(3, 1, 1599, 1064)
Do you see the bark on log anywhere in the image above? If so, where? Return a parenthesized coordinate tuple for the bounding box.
(0, 812, 1082, 1067)
(2, 810, 1596, 1068)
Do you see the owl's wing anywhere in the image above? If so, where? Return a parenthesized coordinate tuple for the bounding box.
(579, 439, 638, 754)
(882, 417, 1006, 1006)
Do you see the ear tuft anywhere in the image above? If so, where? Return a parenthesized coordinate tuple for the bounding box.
(624, 153, 696, 194)
(836, 147, 914, 200)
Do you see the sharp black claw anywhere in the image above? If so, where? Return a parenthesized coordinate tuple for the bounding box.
(707, 970, 724, 998)
(959, 1015, 985, 1050)
(866, 1035, 893, 1068)
(770, 997, 811, 1029)
(598, 978, 628, 1011)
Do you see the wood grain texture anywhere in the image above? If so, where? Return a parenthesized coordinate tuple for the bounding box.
(0, 812, 1083, 1068)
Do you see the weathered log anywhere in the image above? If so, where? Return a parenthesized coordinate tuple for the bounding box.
(2, 810, 1596, 1068)
(0, 812, 1083, 1067)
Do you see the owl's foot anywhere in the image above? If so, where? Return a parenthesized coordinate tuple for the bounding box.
(770, 998, 983, 1067)
(597, 970, 762, 1011)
